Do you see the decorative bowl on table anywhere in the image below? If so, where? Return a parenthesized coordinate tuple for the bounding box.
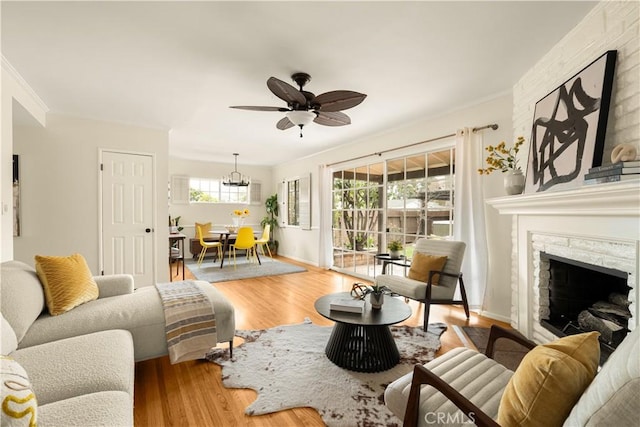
(226, 226, 237, 233)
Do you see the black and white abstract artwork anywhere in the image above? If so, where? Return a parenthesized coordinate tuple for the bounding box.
(524, 50, 617, 193)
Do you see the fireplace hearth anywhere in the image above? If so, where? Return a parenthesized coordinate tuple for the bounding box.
(540, 253, 631, 361)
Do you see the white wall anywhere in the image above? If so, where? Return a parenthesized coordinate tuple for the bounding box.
(168, 157, 273, 241)
(514, 1, 639, 165)
(508, 0, 639, 330)
(1, 63, 47, 261)
(12, 114, 170, 282)
(272, 93, 514, 321)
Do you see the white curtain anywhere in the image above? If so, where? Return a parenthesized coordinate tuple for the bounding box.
(318, 164, 333, 269)
(453, 128, 488, 311)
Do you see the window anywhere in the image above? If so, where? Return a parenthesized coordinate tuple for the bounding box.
(331, 145, 455, 279)
(287, 179, 299, 225)
(189, 177, 249, 203)
(332, 163, 384, 276)
(281, 174, 310, 228)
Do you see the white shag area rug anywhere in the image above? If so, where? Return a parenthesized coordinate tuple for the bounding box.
(206, 318, 446, 427)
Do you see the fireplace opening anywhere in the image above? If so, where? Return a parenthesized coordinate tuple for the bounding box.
(540, 252, 631, 362)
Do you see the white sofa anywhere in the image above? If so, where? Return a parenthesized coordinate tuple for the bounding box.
(0, 260, 235, 426)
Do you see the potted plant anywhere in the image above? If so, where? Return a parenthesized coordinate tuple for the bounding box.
(388, 240, 403, 259)
(365, 284, 391, 310)
(260, 194, 279, 255)
(478, 136, 526, 195)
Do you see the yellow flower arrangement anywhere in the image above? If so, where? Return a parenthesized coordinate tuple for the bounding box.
(232, 209, 250, 218)
(478, 136, 525, 175)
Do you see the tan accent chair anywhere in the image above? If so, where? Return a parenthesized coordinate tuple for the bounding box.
(375, 238, 469, 330)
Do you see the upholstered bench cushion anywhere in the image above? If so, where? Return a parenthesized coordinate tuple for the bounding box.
(38, 391, 133, 427)
(384, 347, 513, 427)
(11, 329, 134, 406)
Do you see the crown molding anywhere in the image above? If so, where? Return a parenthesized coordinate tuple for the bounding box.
(2, 55, 49, 114)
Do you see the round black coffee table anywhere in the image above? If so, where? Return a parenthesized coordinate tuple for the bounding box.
(314, 292, 412, 372)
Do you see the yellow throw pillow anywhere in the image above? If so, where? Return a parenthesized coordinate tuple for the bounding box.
(497, 332, 600, 427)
(195, 222, 212, 236)
(34, 253, 99, 316)
(407, 253, 448, 284)
(1, 356, 37, 427)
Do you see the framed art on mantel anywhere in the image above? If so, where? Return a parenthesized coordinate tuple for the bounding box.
(524, 50, 617, 193)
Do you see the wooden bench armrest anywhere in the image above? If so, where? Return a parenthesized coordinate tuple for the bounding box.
(485, 324, 536, 359)
(403, 364, 500, 427)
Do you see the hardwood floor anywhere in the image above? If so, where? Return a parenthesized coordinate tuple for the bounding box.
(135, 257, 508, 426)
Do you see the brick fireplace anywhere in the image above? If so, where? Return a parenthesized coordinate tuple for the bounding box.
(488, 182, 639, 346)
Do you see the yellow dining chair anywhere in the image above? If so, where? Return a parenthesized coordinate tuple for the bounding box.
(231, 226, 259, 268)
(196, 224, 223, 266)
(255, 224, 272, 258)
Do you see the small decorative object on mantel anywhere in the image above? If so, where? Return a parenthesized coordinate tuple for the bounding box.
(583, 161, 640, 185)
(387, 240, 403, 259)
(478, 136, 525, 195)
(610, 143, 638, 164)
(584, 145, 640, 185)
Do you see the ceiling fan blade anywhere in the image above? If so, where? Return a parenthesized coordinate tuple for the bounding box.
(313, 91, 367, 112)
(267, 77, 307, 106)
(314, 111, 351, 127)
(230, 106, 289, 112)
(276, 116, 295, 130)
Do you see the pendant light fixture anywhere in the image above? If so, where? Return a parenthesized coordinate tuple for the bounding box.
(222, 153, 250, 187)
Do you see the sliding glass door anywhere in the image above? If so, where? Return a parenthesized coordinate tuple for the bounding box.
(332, 163, 384, 277)
(331, 146, 455, 278)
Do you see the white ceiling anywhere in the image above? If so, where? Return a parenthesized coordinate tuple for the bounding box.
(1, 1, 597, 166)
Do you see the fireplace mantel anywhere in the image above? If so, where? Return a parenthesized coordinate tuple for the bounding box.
(486, 180, 639, 342)
(487, 181, 640, 216)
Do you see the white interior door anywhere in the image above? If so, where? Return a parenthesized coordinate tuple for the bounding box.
(101, 151, 155, 286)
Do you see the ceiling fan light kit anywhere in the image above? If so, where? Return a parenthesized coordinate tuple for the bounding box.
(230, 72, 366, 138)
(222, 153, 250, 187)
(286, 110, 316, 125)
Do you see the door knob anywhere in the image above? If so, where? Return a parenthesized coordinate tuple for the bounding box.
(145, 228, 151, 233)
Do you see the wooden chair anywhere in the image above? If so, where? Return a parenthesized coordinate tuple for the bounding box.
(375, 238, 469, 330)
(386, 326, 640, 427)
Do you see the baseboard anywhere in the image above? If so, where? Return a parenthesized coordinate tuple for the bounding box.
(477, 310, 512, 324)
(278, 253, 318, 267)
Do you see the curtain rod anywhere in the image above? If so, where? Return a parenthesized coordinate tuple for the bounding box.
(326, 123, 498, 167)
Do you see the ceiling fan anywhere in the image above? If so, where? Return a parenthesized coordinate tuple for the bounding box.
(230, 72, 367, 137)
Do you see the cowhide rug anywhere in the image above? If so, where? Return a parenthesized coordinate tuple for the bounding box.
(206, 318, 446, 427)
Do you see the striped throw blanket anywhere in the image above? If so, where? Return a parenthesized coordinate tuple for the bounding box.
(155, 281, 217, 364)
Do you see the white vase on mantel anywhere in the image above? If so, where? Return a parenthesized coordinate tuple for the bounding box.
(504, 170, 525, 195)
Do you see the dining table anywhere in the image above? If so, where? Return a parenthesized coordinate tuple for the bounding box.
(208, 228, 261, 268)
